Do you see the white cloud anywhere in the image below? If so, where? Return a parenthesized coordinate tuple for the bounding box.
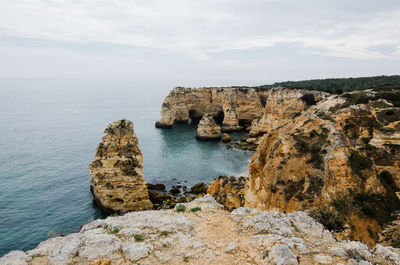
(0, 0, 399, 80)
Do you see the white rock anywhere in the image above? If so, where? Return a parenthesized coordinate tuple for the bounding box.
(78, 230, 121, 260)
(243, 211, 293, 236)
(27, 234, 82, 265)
(265, 244, 298, 265)
(0, 251, 28, 265)
(314, 254, 333, 264)
(346, 259, 372, 265)
(288, 211, 334, 241)
(372, 244, 400, 263)
(122, 242, 154, 262)
(225, 242, 239, 253)
(231, 207, 259, 222)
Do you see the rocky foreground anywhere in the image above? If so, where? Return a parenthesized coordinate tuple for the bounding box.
(2, 195, 400, 265)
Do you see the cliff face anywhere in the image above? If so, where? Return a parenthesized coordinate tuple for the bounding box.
(249, 89, 327, 137)
(155, 87, 269, 131)
(245, 93, 400, 246)
(3, 195, 400, 265)
(89, 119, 152, 214)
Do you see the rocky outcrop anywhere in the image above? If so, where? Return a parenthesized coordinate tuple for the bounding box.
(249, 89, 328, 137)
(207, 176, 247, 210)
(155, 87, 270, 131)
(89, 119, 152, 214)
(196, 114, 221, 140)
(3, 196, 400, 265)
(245, 93, 400, 246)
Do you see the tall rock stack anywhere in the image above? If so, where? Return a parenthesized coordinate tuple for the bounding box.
(89, 119, 152, 214)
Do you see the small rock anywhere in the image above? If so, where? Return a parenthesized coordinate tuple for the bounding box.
(266, 244, 298, 265)
(222, 133, 231, 142)
(170, 186, 180, 194)
(314, 254, 333, 264)
(147, 183, 166, 191)
(225, 242, 239, 253)
(122, 242, 154, 262)
(190, 182, 207, 194)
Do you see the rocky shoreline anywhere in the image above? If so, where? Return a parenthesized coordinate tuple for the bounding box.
(2, 86, 400, 263)
(2, 195, 400, 265)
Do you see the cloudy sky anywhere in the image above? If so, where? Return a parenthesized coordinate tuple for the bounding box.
(0, 0, 399, 85)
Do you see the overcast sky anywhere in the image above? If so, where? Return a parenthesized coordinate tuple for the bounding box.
(0, 0, 399, 85)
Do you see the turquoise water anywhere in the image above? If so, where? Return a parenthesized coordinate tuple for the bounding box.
(0, 79, 252, 256)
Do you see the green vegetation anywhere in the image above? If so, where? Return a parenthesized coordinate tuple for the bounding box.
(176, 204, 186, 212)
(103, 224, 121, 234)
(134, 234, 144, 242)
(348, 150, 372, 176)
(257, 75, 400, 93)
(161, 231, 169, 236)
(313, 210, 345, 232)
(300, 93, 316, 106)
(190, 207, 201, 212)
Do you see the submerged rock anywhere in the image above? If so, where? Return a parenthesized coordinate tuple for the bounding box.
(196, 113, 221, 140)
(222, 133, 231, 142)
(89, 119, 152, 214)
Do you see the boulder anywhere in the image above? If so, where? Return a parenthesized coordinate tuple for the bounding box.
(190, 182, 207, 194)
(89, 119, 153, 214)
(222, 133, 231, 142)
(196, 114, 221, 140)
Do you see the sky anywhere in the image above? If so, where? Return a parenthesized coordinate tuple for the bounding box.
(0, 0, 399, 86)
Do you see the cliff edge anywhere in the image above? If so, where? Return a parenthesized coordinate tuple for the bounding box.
(2, 195, 400, 265)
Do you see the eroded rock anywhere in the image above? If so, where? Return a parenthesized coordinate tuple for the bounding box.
(89, 119, 152, 214)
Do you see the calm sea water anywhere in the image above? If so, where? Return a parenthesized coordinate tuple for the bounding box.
(0, 79, 252, 256)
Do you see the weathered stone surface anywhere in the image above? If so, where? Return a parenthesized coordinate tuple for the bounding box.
(207, 176, 247, 210)
(245, 99, 400, 246)
(249, 89, 327, 137)
(196, 114, 221, 140)
(89, 119, 152, 214)
(190, 182, 207, 194)
(265, 244, 298, 265)
(156, 87, 270, 131)
(3, 199, 400, 264)
(221, 133, 231, 142)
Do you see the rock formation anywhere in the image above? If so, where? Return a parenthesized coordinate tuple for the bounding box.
(155, 87, 270, 131)
(249, 89, 327, 137)
(245, 92, 400, 246)
(196, 114, 221, 140)
(3, 195, 400, 265)
(207, 176, 247, 210)
(89, 119, 152, 214)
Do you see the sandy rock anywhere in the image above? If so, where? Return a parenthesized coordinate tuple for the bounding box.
(224, 242, 239, 253)
(89, 119, 152, 214)
(314, 254, 333, 264)
(155, 87, 269, 131)
(122, 242, 154, 262)
(196, 113, 222, 140)
(207, 176, 247, 210)
(265, 244, 298, 265)
(222, 133, 231, 142)
(0, 251, 28, 265)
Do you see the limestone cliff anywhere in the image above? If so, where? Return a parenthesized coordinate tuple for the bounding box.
(155, 87, 270, 131)
(89, 119, 152, 214)
(249, 89, 328, 137)
(3, 195, 400, 265)
(245, 92, 400, 246)
(196, 114, 221, 140)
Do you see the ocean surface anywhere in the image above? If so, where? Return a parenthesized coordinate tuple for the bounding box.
(0, 79, 253, 256)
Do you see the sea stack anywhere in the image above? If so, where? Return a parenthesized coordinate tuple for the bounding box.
(196, 113, 221, 140)
(89, 119, 152, 214)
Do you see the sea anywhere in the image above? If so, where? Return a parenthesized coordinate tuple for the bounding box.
(0, 79, 253, 256)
